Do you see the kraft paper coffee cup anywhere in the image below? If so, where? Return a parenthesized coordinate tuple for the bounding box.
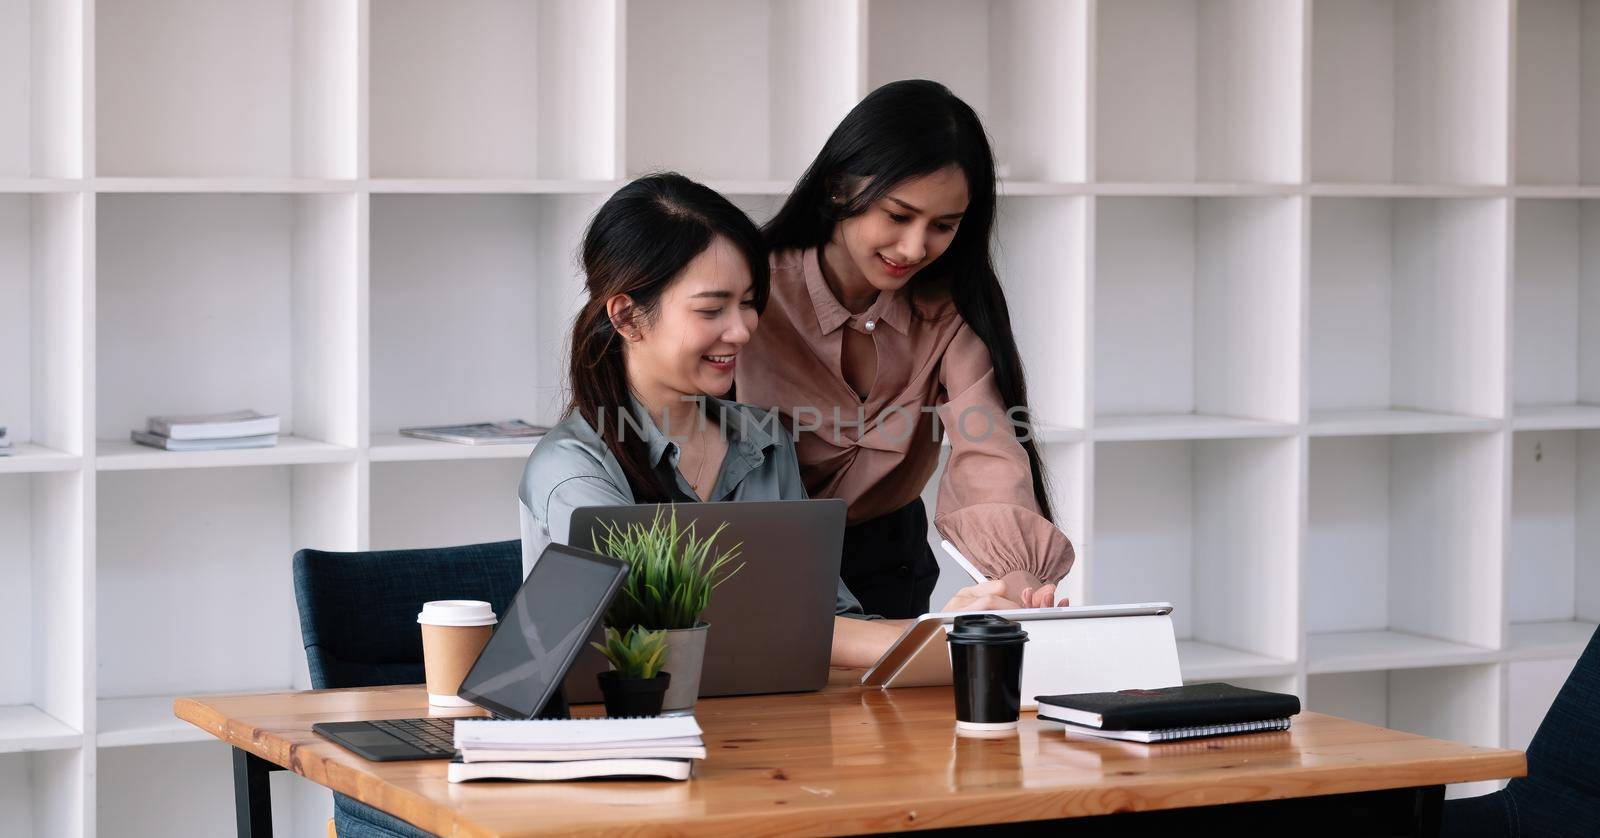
(946, 614, 1028, 732)
(417, 600, 497, 707)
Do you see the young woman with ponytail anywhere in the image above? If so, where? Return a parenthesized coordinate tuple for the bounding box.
(518, 172, 1023, 668)
(736, 80, 1076, 620)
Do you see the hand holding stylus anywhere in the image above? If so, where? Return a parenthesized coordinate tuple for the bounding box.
(942, 539, 1068, 608)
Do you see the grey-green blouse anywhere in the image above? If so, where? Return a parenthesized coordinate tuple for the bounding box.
(517, 395, 876, 620)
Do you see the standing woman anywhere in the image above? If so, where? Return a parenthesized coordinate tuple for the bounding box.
(735, 79, 1074, 619)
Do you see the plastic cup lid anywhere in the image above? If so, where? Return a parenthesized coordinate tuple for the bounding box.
(946, 613, 1028, 643)
(416, 600, 497, 627)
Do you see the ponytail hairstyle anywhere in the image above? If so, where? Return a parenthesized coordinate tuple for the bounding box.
(568, 173, 769, 502)
(763, 79, 1053, 521)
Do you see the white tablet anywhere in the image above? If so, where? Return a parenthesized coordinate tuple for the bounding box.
(858, 603, 1183, 709)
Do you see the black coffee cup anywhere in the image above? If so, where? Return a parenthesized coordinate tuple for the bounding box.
(946, 614, 1028, 731)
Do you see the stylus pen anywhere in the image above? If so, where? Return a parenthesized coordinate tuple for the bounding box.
(940, 539, 989, 585)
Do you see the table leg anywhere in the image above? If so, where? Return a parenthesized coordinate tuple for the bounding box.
(1413, 785, 1445, 838)
(232, 747, 281, 838)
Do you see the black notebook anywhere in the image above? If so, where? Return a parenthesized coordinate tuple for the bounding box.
(1035, 682, 1301, 731)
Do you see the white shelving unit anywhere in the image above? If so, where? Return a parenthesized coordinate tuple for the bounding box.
(1, 0, 1590, 833)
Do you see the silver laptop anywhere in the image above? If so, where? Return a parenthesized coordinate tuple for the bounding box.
(559, 499, 847, 703)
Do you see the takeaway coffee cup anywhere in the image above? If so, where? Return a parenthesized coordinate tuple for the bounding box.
(946, 614, 1028, 732)
(417, 600, 498, 707)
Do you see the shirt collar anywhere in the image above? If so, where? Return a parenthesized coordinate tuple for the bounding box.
(626, 395, 781, 469)
(802, 247, 911, 337)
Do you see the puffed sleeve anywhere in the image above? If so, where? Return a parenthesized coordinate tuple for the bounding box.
(933, 323, 1075, 585)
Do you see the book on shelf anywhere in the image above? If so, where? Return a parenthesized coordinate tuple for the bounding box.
(1036, 682, 1301, 744)
(399, 419, 549, 445)
(130, 431, 279, 452)
(147, 409, 280, 441)
(0, 425, 10, 455)
(447, 756, 692, 782)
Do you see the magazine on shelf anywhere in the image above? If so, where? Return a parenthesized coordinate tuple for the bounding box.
(399, 420, 550, 445)
(131, 431, 279, 452)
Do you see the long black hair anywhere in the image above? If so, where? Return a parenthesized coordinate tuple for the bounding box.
(569, 172, 769, 502)
(764, 79, 1053, 522)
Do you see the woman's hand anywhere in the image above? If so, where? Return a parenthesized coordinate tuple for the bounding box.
(1018, 583, 1064, 609)
(941, 579, 1026, 612)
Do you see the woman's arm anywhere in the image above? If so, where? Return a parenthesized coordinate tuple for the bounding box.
(830, 580, 1030, 668)
(934, 325, 1075, 603)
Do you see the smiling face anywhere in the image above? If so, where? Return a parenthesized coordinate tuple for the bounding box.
(611, 234, 758, 402)
(829, 165, 970, 294)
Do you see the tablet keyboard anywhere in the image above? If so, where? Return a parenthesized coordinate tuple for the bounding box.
(369, 718, 456, 757)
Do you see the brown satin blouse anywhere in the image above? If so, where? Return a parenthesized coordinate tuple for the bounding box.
(735, 247, 1075, 585)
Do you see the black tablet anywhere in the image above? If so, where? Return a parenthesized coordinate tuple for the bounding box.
(455, 543, 628, 720)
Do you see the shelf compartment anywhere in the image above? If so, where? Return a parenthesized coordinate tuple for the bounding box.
(371, 194, 600, 435)
(0, 471, 86, 752)
(1177, 640, 1297, 682)
(1514, 0, 1600, 185)
(867, 0, 1089, 182)
(368, 433, 541, 464)
(1307, 409, 1501, 438)
(1309, 198, 1507, 420)
(98, 742, 299, 837)
(1507, 619, 1598, 660)
(1510, 430, 1600, 645)
(371, 0, 615, 179)
(1513, 200, 1600, 416)
(1507, 656, 1580, 751)
(0, 0, 81, 179)
(95, 436, 356, 472)
(96, 465, 355, 702)
(370, 459, 529, 552)
(1094, 197, 1300, 426)
(625, 0, 858, 182)
(1307, 665, 1503, 798)
(96, 696, 216, 748)
(95, 0, 355, 178)
(0, 193, 86, 458)
(1095, 0, 1302, 183)
(1093, 414, 1295, 442)
(96, 194, 359, 450)
(0, 705, 80, 754)
(1091, 438, 1299, 669)
(1307, 434, 1504, 672)
(996, 197, 1087, 427)
(0, 750, 82, 837)
(1311, 0, 1510, 185)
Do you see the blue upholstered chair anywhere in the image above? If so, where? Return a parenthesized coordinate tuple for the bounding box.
(292, 540, 522, 838)
(1441, 625, 1600, 836)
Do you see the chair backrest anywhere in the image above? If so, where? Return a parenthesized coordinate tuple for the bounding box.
(291, 541, 522, 689)
(1518, 624, 1600, 798)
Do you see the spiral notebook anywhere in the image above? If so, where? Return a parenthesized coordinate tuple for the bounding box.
(1049, 717, 1292, 743)
(453, 715, 703, 751)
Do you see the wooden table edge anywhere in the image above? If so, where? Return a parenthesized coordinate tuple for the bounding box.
(174, 695, 1527, 837)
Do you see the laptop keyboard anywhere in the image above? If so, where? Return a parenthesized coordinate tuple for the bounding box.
(370, 717, 457, 757)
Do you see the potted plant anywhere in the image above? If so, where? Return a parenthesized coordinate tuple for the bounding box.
(591, 506, 743, 713)
(591, 625, 671, 717)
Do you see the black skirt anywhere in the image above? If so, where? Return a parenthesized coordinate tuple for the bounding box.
(839, 497, 941, 619)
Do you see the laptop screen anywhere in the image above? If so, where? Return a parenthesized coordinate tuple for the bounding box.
(456, 543, 627, 719)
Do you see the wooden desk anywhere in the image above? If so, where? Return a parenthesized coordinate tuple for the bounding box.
(176, 671, 1525, 837)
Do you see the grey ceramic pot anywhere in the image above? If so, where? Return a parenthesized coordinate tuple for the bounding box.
(659, 622, 708, 713)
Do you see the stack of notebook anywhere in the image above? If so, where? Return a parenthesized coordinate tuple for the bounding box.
(449, 715, 706, 782)
(131, 410, 280, 451)
(1036, 682, 1301, 743)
